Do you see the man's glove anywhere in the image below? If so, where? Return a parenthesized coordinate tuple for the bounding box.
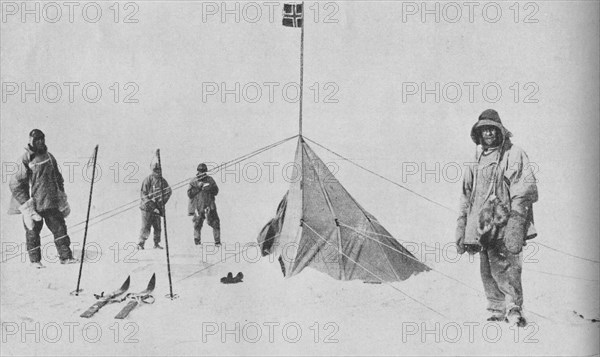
(151, 201, 164, 216)
(19, 199, 42, 230)
(193, 178, 206, 188)
(187, 179, 204, 198)
(197, 182, 209, 191)
(58, 191, 70, 218)
(504, 210, 527, 254)
(145, 200, 158, 212)
(455, 216, 467, 255)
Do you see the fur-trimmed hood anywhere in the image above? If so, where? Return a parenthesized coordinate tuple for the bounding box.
(470, 109, 513, 145)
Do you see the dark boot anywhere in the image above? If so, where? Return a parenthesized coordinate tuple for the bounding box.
(31, 261, 45, 269)
(506, 307, 527, 327)
(486, 312, 505, 322)
(213, 228, 221, 246)
(194, 230, 201, 245)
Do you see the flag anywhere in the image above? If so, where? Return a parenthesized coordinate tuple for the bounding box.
(283, 3, 303, 28)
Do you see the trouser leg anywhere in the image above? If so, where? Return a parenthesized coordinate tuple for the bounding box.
(43, 209, 73, 261)
(193, 213, 204, 244)
(139, 210, 153, 244)
(152, 214, 162, 245)
(480, 249, 507, 314)
(207, 208, 221, 244)
(25, 218, 44, 263)
(212, 228, 221, 245)
(488, 243, 524, 311)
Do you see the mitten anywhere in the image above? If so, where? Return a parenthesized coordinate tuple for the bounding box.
(455, 216, 467, 254)
(145, 200, 158, 212)
(58, 191, 71, 218)
(187, 184, 201, 199)
(19, 199, 42, 230)
(504, 211, 527, 254)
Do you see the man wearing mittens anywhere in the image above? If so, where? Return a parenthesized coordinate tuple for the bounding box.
(8, 129, 77, 268)
(455, 110, 539, 326)
(188, 163, 221, 246)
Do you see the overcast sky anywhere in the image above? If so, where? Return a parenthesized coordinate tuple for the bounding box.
(1, 1, 598, 256)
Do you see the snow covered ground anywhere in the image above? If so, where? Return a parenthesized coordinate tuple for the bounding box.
(1, 204, 598, 356)
(1, 1, 599, 355)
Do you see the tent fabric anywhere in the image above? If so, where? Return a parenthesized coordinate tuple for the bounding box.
(257, 138, 430, 282)
(257, 192, 288, 256)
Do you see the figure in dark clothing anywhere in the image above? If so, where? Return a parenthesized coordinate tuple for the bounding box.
(187, 163, 221, 246)
(456, 110, 538, 327)
(8, 129, 77, 268)
(138, 163, 172, 249)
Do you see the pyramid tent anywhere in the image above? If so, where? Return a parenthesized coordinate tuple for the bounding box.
(258, 138, 430, 282)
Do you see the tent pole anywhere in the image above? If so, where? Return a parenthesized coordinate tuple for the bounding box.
(299, 1, 305, 137)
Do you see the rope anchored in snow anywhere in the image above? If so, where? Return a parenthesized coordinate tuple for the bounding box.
(303, 222, 448, 319)
(1, 135, 299, 264)
(303, 136, 600, 265)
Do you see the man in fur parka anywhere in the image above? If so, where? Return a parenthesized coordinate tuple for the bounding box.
(8, 129, 77, 268)
(456, 109, 538, 326)
(187, 163, 221, 246)
(138, 162, 172, 250)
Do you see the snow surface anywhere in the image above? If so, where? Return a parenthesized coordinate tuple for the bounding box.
(1, 1, 599, 355)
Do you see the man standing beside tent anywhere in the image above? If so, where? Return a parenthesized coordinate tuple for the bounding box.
(138, 162, 172, 250)
(188, 163, 221, 246)
(455, 109, 538, 327)
(8, 129, 77, 268)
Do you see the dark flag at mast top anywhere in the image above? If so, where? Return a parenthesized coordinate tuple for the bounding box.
(283, 3, 303, 28)
(283, 3, 305, 135)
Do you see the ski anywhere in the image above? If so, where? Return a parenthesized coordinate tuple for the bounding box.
(80, 276, 131, 318)
(114, 273, 156, 319)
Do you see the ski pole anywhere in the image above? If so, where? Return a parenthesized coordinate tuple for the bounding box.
(72, 144, 98, 296)
(156, 149, 178, 299)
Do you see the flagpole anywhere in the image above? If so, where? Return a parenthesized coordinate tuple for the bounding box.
(299, 1, 305, 137)
(71, 144, 98, 296)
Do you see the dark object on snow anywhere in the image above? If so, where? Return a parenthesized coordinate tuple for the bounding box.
(220, 272, 233, 283)
(220, 272, 244, 284)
